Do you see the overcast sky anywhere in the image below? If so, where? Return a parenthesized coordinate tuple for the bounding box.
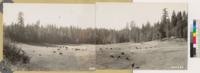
(3, 3, 96, 28)
(96, 3, 187, 30)
(4, 3, 187, 30)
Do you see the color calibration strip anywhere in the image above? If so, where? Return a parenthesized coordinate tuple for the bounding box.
(193, 20, 196, 48)
(193, 20, 197, 57)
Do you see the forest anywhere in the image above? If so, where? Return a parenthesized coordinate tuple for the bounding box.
(4, 9, 188, 44)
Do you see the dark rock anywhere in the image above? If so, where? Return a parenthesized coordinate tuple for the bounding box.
(110, 55, 114, 58)
(59, 52, 63, 55)
(121, 52, 125, 55)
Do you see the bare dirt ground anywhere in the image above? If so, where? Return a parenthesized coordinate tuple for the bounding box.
(15, 43, 96, 71)
(96, 39, 187, 70)
(13, 38, 187, 70)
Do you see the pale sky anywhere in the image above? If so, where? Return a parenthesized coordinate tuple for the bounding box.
(96, 3, 187, 30)
(3, 3, 187, 30)
(3, 3, 96, 29)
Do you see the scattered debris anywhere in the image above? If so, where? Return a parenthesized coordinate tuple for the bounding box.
(59, 52, 63, 55)
(121, 52, 125, 55)
(75, 48, 80, 51)
(131, 63, 135, 68)
(135, 67, 140, 69)
(110, 55, 114, 58)
(117, 56, 121, 59)
(126, 57, 129, 61)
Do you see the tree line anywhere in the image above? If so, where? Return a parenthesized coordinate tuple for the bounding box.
(4, 9, 187, 44)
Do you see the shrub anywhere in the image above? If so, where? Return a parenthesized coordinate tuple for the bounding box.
(3, 38, 30, 65)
